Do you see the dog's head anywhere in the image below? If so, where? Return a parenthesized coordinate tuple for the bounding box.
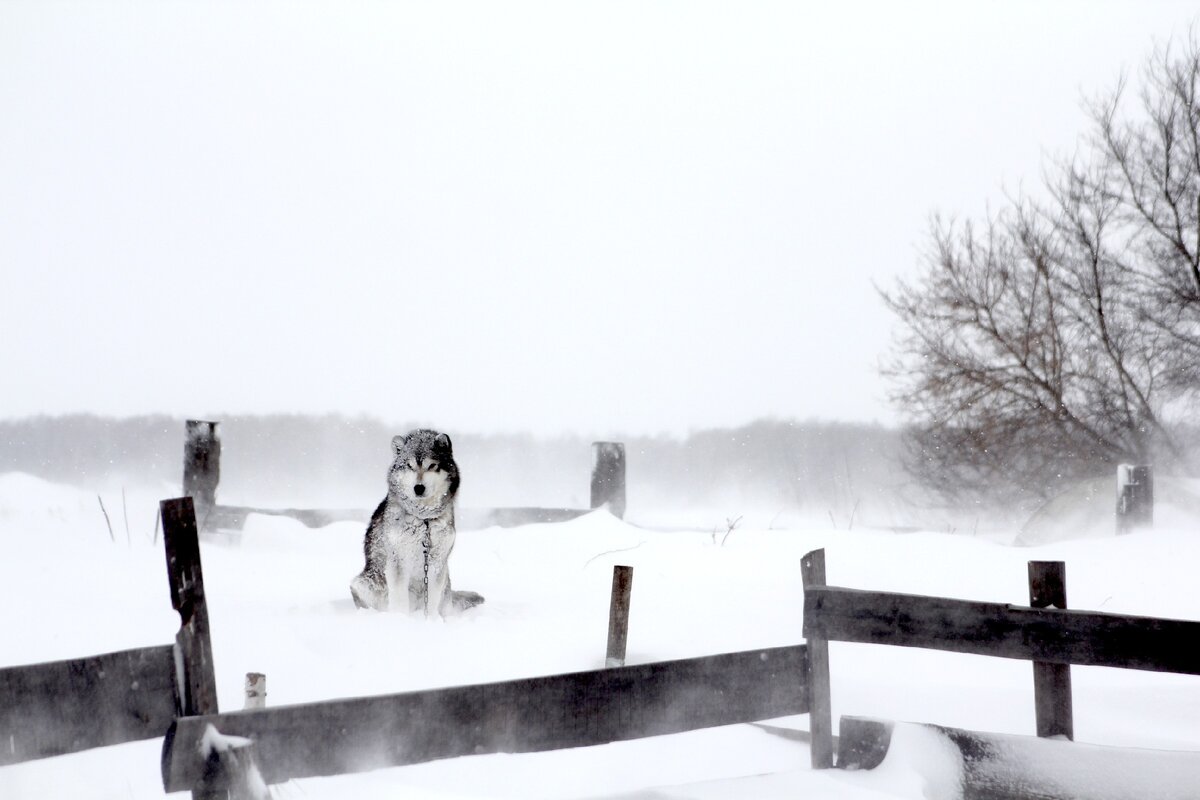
(388, 429, 458, 518)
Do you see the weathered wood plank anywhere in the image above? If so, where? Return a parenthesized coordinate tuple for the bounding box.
(205, 505, 371, 532)
(836, 716, 893, 771)
(163, 645, 808, 789)
(605, 566, 634, 667)
(804, 585, 1200, 674)
(1027, 561, 1073, 739)
(0, 644, 177, 765)
(469, 507, 591, 528)
(161, 497, 219, 716)
(801, 549, 834, 769)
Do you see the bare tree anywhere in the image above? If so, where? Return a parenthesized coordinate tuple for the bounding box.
(1091, 38, 1200, 387)
(883, 34, 1200, 509)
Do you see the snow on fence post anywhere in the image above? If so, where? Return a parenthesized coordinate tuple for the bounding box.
(184, 420, 221, 531)
(161, 497, 219, 718)
(590, 442, 626, 519)
(801, 548, 834, 769)
(192, 725, 269, 800)
(1116, 464, 1153, 534)
(244, 673, 267, 710)
(605, 566, 634, 668)
(1028, 561, 1073, 740)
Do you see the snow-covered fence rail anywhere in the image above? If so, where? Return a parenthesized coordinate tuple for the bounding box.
(161, 645, 808, 790)
(836, 715, 1200, 800)
(0, 497, 216, 766)
(801, 547, 1200, 769)
(182, 420, 626, 531)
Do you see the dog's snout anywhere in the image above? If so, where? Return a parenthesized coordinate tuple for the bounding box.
(413, 484, 426, 497)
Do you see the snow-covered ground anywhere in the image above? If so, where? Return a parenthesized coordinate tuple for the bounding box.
(1, 472, 1198, 799)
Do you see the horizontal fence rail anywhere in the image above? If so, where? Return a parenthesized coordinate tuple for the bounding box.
(203, 505, 596, 532)
(163, 644, 809, 789)
(0, 645, 179, 765)
(182, 420, 628, 532)
(803, 585, 1200, 674)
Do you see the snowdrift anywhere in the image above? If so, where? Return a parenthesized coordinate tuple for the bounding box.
(1, 473, 1198, 798)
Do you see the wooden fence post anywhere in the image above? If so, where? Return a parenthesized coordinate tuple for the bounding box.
(161, 497, 219, 718)
(244, 673, 267, 710)
(802, 548, 834, 769)
(184, 421, 221, 530)
(1028, 561, 1073, 740)
(605, 566, 634, 668)
(591, 442, 626, 519)
(1116, 464, 1153, 534)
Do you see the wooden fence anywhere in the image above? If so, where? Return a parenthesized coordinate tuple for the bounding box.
(0, 497, 214, 766)
(801, 547, 1200, 775)
(157, 545, 1200, 795)
(182, 420, 627, 532)
(0, 499, 806, 797)
(4, 513, 1199, 797)
(161, 645, 808, 789)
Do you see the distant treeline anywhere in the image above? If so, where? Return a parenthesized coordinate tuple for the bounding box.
(0, 414, 938, 528)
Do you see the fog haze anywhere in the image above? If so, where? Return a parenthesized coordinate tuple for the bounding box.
(3, 2, 1197, 435)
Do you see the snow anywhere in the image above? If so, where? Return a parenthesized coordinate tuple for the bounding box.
(1116, 464, 1132, 494)
(195, 724, 269, 800)
(1, 471, 1198, 798)
(946, 726, 1200, 800)
(197, 724, 253, 757)
(1018, 474, 1200, 545)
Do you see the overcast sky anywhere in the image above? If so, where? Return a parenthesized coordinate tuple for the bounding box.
(2, 2, 1197, 437)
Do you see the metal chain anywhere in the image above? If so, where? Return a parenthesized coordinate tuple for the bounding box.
(422, 520, 432, 614)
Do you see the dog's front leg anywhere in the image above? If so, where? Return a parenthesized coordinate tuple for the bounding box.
(386, 558, 414, 613)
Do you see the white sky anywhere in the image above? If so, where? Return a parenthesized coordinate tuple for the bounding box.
(2, 1, 1196, 436)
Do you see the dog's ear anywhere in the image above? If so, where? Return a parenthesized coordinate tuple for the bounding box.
(391, 434, 408, 453)
(435, 432, 452, 453)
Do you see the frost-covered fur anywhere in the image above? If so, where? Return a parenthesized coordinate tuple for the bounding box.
(350, 430, 484, 617)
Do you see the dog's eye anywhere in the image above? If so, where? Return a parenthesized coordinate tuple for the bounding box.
(428, 463, 439, 472)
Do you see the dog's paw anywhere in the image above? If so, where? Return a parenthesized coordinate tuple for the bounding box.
(350, 575, 386, 611)
(448, 590, 485, 612)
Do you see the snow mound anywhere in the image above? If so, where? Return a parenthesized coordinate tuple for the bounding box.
(3, 474, 1200, 797)
(0, 472, 95, 525)
(1017, 475, 1200, 545)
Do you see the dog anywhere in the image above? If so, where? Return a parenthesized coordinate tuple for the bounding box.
(349, 429, 484, 617)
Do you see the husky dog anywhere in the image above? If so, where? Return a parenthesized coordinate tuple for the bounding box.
(350, 430, 484, 617)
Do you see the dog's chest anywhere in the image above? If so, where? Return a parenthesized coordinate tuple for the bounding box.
(381, 509, 455, 561)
